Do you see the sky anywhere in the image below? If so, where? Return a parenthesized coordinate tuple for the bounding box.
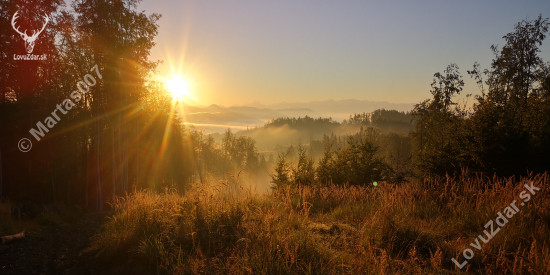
(137, 0, 550, 107)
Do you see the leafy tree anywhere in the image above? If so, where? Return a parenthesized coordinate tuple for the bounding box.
(467, 15, 550, 176)
(221, 129, 260, 173)
(412, 15, 550, 178)
(411, 64, 471, 177)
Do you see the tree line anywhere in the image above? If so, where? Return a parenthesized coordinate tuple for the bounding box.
(271, 15, 550, 188)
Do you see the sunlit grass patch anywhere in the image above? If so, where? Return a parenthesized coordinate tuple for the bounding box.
(89, 171, 550, 274)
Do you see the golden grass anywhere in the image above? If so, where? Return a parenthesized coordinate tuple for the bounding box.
(90, 171, 550, 274)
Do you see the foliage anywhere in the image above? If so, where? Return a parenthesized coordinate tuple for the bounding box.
(322, 127, 389, 186)
(411, 63, 471, 177)
(466, 15, 550, 177)
(412, 15, 550, 178)
(269, 144, 316, 189)
(272, 127, 392, 189)
(0, 0, 196, 206)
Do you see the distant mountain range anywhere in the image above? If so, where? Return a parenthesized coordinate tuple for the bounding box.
(235, 99, 415, 119)
(179, 103, 319, 134)
(180, 99, 415, 134)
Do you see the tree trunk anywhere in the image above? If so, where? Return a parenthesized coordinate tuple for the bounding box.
(118, 110, 128, 194)
(124, 122, 128, 193)
(84, 94, 89, 209)
(49, 141, 56, 202)
(198, 131, 204, 184)
(85, 132, 90, 210)
(96, 108, 102, 211)
(135, 113, 139, 189)
(112, 125, 116, 202)
(0, 149, 2, 202)
(66, 143, 70, 205)
(95, 63, 103, 211)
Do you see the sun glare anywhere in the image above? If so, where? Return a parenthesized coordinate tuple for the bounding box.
(167, 76, 191, 101)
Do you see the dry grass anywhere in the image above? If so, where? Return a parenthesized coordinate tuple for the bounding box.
(90, 171, 550, 274)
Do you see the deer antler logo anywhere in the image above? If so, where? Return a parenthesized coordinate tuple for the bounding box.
(11, 11, 49, 54)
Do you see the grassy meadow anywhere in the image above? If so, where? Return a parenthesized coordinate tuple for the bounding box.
(1, 2, 550, 275)
(88, 172, 550, 274)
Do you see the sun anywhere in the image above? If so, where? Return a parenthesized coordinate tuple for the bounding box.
(166, 76, 191, 101)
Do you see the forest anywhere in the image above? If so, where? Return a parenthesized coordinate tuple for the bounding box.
(0, 0, 549, 274)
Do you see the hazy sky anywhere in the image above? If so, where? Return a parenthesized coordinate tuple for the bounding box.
(137, 0, 550, 107)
